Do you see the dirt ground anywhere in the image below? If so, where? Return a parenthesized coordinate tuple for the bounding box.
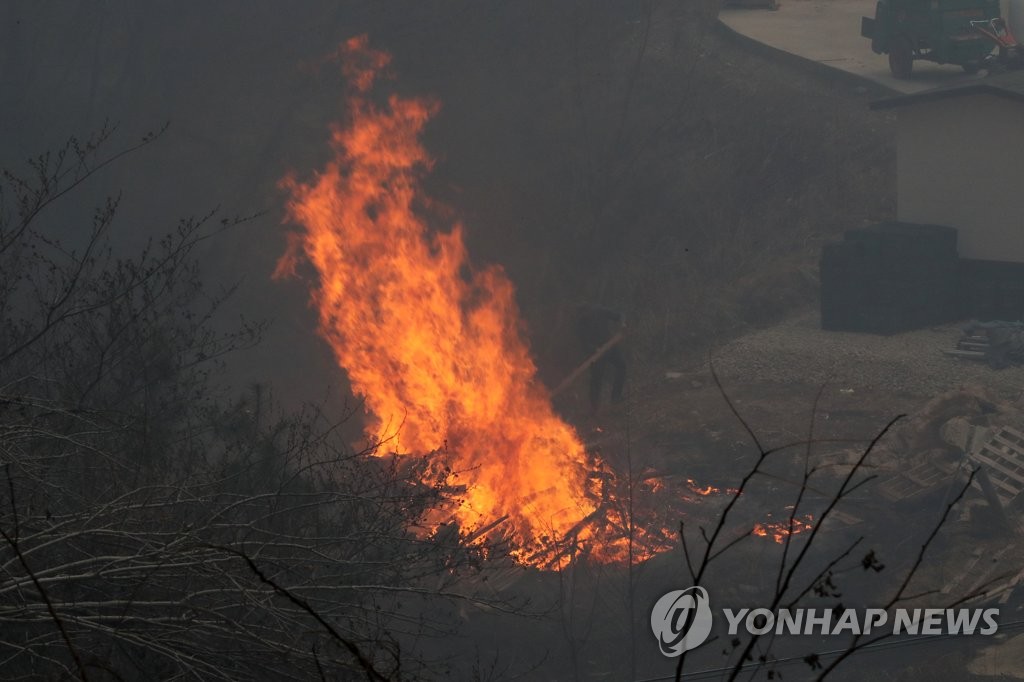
(568, 307, 1024, 475)
(538, 304, 1024, 681)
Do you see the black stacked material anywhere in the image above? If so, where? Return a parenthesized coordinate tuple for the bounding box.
(820, 222, 960, 334)
(960, 260, 1024, 321)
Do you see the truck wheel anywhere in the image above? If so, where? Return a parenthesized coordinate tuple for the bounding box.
(889, 37, 914, 79)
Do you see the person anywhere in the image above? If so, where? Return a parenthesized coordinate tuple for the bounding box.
(576, 304, 627, 414)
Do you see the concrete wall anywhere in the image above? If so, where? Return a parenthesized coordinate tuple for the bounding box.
(896, 93, 1024, 262)
(1009, 0, 1024, 41)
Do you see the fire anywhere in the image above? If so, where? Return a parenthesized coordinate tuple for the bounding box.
(276, 36, 656, 566)
(752, 515, 814, 544)
(685, 478, 739, 497)
(643, 474, 667, 494)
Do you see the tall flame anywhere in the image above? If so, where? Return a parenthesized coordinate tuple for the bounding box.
(277, 37, 617, 564)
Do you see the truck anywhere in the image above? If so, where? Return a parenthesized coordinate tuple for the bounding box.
(861, 0, 1001, 78)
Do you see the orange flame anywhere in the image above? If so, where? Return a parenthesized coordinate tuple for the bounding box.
(276, 37, 649, 565)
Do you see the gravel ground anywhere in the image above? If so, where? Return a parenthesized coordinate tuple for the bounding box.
(710, 310, 1024, 399)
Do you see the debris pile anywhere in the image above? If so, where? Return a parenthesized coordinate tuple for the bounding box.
(876, 386, 1024, 604)
(946, 321, 1024, 369)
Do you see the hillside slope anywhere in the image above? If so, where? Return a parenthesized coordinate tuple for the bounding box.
(1, 0, 896, 397)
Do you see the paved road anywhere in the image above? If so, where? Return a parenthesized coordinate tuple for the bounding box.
(719, 0, 989, 94)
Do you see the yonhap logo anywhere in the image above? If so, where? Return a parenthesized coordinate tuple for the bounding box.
(650, 586, 714, 656)
(650, 586, 1000, 658)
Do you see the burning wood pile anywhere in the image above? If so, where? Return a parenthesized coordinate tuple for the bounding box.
(274, 37, 691, 570)
(274, 37, 820, 574)
(275, 37, 617, 568)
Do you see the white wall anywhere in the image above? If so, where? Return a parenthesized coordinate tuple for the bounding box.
(1010, 0, 1024, 43)
(897, 93, 1024, 262)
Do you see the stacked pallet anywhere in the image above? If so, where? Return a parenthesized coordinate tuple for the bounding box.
(946, 322, 1024, 368)
(820, 222, 960, 333)
(944, 331, 991, 362)
(877, 458, 954, 503)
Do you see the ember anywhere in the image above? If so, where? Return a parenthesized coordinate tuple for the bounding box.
(752, 515, 814, 543)
(686, 478, 739, 497)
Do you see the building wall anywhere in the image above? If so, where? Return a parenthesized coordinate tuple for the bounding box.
(897, 93, 1024, 262)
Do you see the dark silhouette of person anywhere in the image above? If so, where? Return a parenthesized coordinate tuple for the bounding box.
(576, 304, 626, 414)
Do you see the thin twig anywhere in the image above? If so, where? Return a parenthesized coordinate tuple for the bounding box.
(0, 527, 89, 680)
(212, 544, 388, 682)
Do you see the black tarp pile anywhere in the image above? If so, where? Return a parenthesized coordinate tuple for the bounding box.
(820, 221, 960, 334)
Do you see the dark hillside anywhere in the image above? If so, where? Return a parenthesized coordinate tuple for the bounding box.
(2, 0, 894, 397)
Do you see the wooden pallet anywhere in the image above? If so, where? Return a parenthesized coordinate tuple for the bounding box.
(877, 459, 951, 502)
(971, 426, 1024, 507)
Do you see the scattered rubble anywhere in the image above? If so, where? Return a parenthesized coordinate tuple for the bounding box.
(871, 385, 1024, 605)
